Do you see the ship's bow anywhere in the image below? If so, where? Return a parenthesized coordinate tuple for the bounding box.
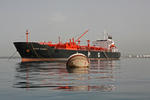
(14, 42, 33, 58)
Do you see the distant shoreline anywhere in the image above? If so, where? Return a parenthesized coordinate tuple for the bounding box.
(0, 56, 20, 59)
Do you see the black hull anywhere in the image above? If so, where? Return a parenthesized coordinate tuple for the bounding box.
(14, 42, 121, 60)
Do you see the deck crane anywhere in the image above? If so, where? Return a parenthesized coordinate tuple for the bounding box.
(75, 30, 89, 45)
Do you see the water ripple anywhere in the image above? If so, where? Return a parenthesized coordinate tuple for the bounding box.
(14, 60, 120, 92)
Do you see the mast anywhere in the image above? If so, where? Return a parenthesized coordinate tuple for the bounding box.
(58, 36, 61, 44)
(104, 30, 107, 40)
(26, 30, 29, 43)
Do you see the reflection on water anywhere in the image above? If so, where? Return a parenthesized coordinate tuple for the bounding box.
(14, 60, 120, 92)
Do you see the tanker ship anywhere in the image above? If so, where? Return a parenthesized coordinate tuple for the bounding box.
(14, 30, 121, 62)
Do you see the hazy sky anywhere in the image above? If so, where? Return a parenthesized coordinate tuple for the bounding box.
(0, 0, 150, 56)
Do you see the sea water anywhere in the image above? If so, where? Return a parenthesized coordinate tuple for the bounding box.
(0, 57, 150, 100)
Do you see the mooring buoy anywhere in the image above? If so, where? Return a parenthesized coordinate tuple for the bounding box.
(66, 53, 89, 68)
